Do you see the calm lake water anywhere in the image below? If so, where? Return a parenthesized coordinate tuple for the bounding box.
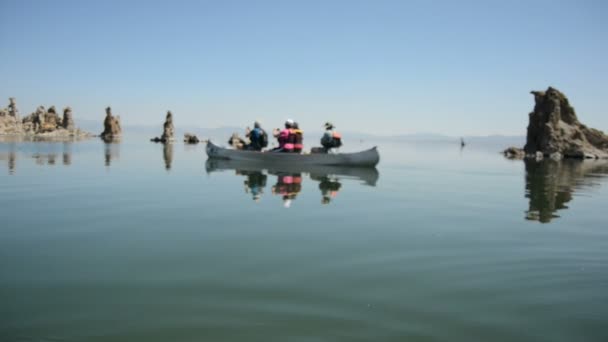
(1, 136, 608, 341)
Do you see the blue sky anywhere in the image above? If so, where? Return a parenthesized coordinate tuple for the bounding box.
(1, 0, 606, 135)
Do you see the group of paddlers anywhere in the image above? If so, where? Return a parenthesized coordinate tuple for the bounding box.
(228, 120, 342, 153)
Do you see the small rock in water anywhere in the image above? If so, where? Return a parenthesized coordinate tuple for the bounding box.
(184, 133, 200, 144)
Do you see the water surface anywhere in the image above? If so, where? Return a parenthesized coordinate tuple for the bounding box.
(1, 137, 607, 341)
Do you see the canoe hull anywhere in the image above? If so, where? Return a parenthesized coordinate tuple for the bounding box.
(206, 141, 380, 167)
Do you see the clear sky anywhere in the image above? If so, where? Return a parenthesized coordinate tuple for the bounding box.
(1, 0, 606, 136)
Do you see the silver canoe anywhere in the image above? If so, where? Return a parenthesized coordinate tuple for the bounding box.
(206, 141, 380, 167)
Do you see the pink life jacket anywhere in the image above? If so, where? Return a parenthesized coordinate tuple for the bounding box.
(279, 128, 294, 151)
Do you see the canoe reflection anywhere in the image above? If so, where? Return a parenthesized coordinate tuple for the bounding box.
(205, 159, 379, 206)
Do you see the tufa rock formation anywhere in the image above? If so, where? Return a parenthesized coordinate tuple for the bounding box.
(503, 146, 526, 159)
(162, 111, 174, 142)
(100, 106, 121, 141)
(62, 107, 75, 130)
(0, 98, 23, 134)
(8, 97, 19, 119)
(184, 133, 200, 144)
(523, 87, 608, 159)
(1, 98, 91, 138)
(151, 111, 175, 143)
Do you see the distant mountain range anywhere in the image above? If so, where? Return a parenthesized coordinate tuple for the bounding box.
(74, 119, 525, 146)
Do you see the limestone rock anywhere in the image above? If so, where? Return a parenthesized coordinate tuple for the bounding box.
(503, 147, 525, 159)
(151, 111, 175, 143)
(524, 87, 608, 159)
(161, 111, 174, 142)
(0, 98, 24, 135)
(62, 107, 75, 130)
(1, 98, 91, 138)
(100, 106, 121, 141)
(8, 97, 19, 119)
(184, 133, 200, 144)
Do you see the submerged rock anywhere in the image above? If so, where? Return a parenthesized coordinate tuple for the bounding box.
(100, 106, 121, 141)
(524, 87, 608, 159)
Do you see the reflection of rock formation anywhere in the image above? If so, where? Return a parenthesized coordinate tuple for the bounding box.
(100, 107, 121, 141)
(104, 142, 120, 167)
(0, 143, 17, 174)
(163, 143, 173, 170)
(524, 87, 608, 159)
(62, 142, 72, 165)
(33, 153, 58, 166)
(525, 159, 608, 223)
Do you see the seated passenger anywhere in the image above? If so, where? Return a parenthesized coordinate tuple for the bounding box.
(245, 121, 268, 151)
(271, 119, 295, 152)
(292, 122, 304, 153)
(320, 122, 342, 152)
(228, 132, 246, 149)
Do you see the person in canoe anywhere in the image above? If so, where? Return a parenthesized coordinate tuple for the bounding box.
(271, 119, 295, 152)
(244, 121, 268, 151)
(320, 122, 342, 152)
(292, 122, 304, 153)
(228, 132, 246, 149)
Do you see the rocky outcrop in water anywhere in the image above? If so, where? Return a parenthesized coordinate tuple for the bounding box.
(523, 87, 608, 159)
(1, 98, 91, 138)
(0, 98, 23, 135)
(503, 147, 526, 159)
(161, 111, 174, 142)
(100, 107, 121, 141)
(151, 111, 175, 143)
(184, 133, 200, 144)
(62, 107, 75, 130)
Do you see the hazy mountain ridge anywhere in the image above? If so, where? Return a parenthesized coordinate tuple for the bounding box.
(74, 119, 524, 146)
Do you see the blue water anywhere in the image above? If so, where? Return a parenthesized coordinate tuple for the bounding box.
(1, 137, 607, 341)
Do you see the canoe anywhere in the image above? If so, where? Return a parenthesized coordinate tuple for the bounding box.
(205, 158, 380, 186)
(206, 141, 380, 167)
